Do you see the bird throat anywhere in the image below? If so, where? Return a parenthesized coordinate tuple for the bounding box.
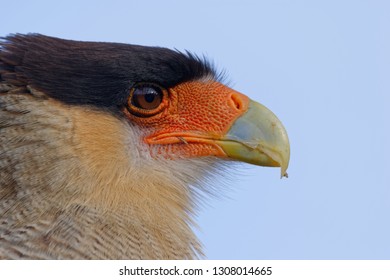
(0, 89, 202, 259)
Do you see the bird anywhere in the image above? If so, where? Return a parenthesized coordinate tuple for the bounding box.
(0, 34, 290, 259)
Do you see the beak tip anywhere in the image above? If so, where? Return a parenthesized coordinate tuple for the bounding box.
(280, 149, 290, 179)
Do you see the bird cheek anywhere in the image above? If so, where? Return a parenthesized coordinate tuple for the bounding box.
(143, 81, 252, 160)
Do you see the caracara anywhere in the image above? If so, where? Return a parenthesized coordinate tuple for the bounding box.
(0, 34, 290, 259)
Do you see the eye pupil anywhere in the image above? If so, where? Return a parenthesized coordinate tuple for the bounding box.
(129, 85, 164, 112)
(144, 92, 156, 103)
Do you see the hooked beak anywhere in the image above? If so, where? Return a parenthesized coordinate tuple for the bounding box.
(217, 100, 290, 178)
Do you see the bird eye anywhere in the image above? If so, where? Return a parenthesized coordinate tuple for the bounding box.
(131, 85, 162, 110)
(127, 84, 166, 117)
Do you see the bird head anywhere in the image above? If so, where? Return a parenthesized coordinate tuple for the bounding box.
(1, 34, 289, 175)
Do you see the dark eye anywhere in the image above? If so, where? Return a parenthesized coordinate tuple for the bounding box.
(126, 84, 167, 117)
(131, 85, 163, 110)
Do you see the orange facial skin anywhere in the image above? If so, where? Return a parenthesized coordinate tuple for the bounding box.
(123, 81, 250, 159)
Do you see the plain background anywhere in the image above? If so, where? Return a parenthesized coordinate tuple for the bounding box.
(1, 0, 389, 259)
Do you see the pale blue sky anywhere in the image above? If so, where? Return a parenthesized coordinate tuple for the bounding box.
(1, 0, 389, 259)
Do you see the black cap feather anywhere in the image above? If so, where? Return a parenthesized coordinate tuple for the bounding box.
(0, 34, 216, 108)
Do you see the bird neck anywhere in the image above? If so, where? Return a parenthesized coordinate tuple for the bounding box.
(0, 91, 201, 259)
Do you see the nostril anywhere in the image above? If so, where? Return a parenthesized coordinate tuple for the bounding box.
(230, 93, 243, 111)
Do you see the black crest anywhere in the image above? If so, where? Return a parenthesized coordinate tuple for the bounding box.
(0, 34, 216, 108)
